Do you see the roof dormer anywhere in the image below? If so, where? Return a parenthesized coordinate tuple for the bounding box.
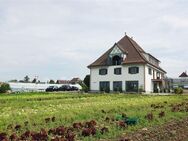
(108, 44, 126, 66)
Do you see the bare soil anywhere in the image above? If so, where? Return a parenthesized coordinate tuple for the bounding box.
(119, 117, 188, 141)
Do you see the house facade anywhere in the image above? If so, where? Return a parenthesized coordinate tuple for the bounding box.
(88, 35, 166, 93)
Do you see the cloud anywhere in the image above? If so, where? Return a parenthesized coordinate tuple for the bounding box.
(0, 0, 188, 81)
(162, 15, 188, 28)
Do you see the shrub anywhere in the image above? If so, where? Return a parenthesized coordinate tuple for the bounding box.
(164, 89, 166, 93)
(83, 75, 90, 89)
(105, 87, 110, 93)
(154, 88, 159, 93)
(114, 87, 122, 93)
(0, 83, 11, 93)
(138, 86, 144, 94)
(79, 82, 89, 92)
(174, 87, 183, 94)
(100, 87, 110, 93)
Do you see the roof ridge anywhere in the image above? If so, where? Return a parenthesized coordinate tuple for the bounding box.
(179, 72, 188, 77)
(126, 36, 147, 62)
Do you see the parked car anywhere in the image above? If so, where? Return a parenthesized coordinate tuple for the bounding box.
(71, 86, 79, 91)
(46, 86, 59, 92)
(58, 85, 72, 91)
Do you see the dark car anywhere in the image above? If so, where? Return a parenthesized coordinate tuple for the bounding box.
(71, 86, 79, 91)
(45, 86, 59, 92)
(58, 85, 72, 91)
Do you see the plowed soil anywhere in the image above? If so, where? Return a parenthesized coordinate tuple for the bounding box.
(120, 117, 188, 141)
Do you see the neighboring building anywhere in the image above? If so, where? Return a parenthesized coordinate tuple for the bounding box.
(70, 78, 82, 84)
(56, 78, 82, 85)
(171, 71, 188, 88)
(56, 80, 71, 84)
(179, 71, 188, 79)
(88, 34, 166, 93)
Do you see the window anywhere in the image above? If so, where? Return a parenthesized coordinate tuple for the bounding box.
(157, 72, 160, 79)
(128, 67, 139, 74)
(126, 81, 139, 92)
(148, 68, 152, 75)
(114, 68, 122, 75)
(112, 55, 122, 65)
(113, 81, 122, 92)
(99, 81, 110, 92)
(99, 68, 107, 75)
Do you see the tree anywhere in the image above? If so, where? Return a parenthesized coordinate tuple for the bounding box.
(32, 78, 37, 83)
(49, 79, 55, 84)
(78, 81, 89, 92)
(8, 79, 18, 82)
(19, 80, 24, 83)
(83, 75, 90, 88)
(0, 83, 11, 93)
(24, 75, 30, 83)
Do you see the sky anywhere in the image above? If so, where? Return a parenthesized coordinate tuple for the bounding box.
(0, 0, 188, 82)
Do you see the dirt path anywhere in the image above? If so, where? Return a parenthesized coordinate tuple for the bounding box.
(119, 117, 188, 141)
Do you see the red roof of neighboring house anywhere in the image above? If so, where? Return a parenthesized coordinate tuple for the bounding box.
(179, 72, 188, 77)
(57, 80, 70, 84)
(70, 78, 81, 83)
(88, 35, 166, 73)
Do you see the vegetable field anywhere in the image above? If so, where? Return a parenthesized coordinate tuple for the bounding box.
(0, 93, 187, 141)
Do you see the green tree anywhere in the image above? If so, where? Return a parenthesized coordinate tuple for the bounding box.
(49, 79, 55, 84)
(24, 75, 30, 83)
(32, 78, 37, 83)
(174, 87, 183, 94)
(83, 75, 90, 88)
(78, 81, 89, 92)
(8, 79, 18, 82)
(0, 83, 11, 93)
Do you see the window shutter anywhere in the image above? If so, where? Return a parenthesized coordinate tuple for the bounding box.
(129, 68, 131, 74)
(136, 67, 139, 73)
(99, 69, 101, 75)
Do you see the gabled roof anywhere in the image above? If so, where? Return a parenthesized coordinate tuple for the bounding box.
(88, 35, 166, 73)
(70, 78, 81, 83)
(57, 80, 70, 84)
(179, 72, 188, 77)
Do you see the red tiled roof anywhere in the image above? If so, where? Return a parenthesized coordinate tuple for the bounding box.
(70, 78, 81, 83)
(88, 35, 166, 73)
(57, 80, 70, 84)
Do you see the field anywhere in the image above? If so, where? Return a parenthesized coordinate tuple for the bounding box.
(0, 93, 188, 141)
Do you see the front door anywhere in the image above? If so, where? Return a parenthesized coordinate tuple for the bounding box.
(153, 82, 158, 93)
(126, 81, 139, 92)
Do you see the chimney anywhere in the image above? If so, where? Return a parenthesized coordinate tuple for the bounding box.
(125, 32, 126, 36)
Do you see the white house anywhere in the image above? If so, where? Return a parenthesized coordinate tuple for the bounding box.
(88, 34, 166, 93)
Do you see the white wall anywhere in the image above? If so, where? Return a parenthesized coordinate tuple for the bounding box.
(145, 65, 153, 93)
(145, 64, 166, 93)
(90, 64, 145, 91)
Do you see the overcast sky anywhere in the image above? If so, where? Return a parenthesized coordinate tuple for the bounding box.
(0, 0, 188, 82)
